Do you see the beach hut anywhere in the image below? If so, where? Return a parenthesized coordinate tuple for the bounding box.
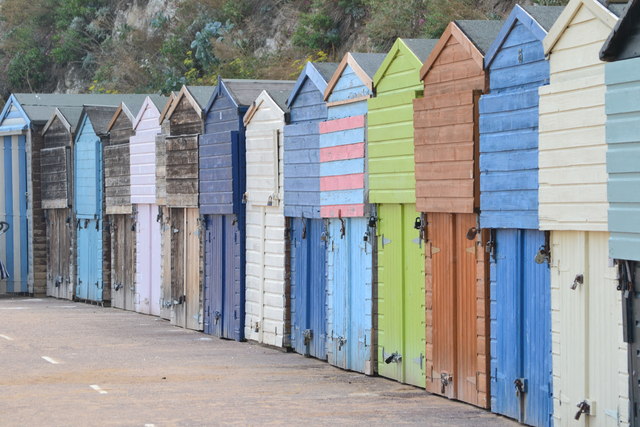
(284, 61, 338, 359)
(539, 0, 629, 424)
(321, 52, 385, 374)
(129, 96, 167, 316)
(156, 92, 177, 320)
(199, 78, 294, 341)
(368, 39, 436, 387)
(601, 1, 640, 424)
(74, 105, 119, 303)
(415, 20, 502, 407)
(479, 6, 563, 425)
(242, 85, 295, 347)
(41, 106, 83, 300)
(105, 96, 164, 312)
(160, 85, 215, 329)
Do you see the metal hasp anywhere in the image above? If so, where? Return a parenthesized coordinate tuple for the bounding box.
(440, 373, 453, 394)
(571, 274, 584, 290)
(574, 400, 591, 420)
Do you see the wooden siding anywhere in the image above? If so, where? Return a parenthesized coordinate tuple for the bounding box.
(539, 4, 614, 231)
(244, 93, 288, 347)
(155, 120, 170, 206)
(165, 95, 202, 208)
(104, 112, 132, 214)
(605, 57, 640, 261)
(41, 117, 71, 208)
(131, 101, 161, 204)
(166, 135, 199, 207)
(425, 212, 490, 408)
(550, 231, 629, 426)
(200, 89, 241, 215)
(480, 19, 549, 230)
(320, 64, 370, 218)
(28, 129, 47, 294)
(284, 77, 328, 218)
(414, 32, 486, 214)
(368, 45, 422, 204)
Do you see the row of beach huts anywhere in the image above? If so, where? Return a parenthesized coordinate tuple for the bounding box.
(1, 0, 640, 425)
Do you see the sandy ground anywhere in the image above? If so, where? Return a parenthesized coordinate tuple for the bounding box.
(0, 296, 518, 426)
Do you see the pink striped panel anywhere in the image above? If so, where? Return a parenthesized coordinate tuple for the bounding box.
(320, 173, 364, 191)
(321, 204, 364, 218)
(319, 115, 365, 134)
(320, 143, 365, 163)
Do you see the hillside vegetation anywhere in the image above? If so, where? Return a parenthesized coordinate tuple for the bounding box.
(0, 0, 567, 97)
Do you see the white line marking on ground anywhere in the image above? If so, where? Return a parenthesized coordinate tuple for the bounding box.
(0, 334, 13, 341)
(0, 307, 27, 310)
(18, 298, 42, 302)
(41, 356, 60, 364)
(90, 385, 108, 394)
(58, 305, 77, 308)
(145, 424, 156, 427)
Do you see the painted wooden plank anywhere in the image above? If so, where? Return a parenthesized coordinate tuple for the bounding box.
(320, 173, 364, 191)
(319, 115, 365, 134)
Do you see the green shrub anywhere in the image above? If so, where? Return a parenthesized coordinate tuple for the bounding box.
(292, 4, 340, 51)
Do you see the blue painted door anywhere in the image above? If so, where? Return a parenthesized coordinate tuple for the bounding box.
(491, 229, 552, 426)
(74, 120, 103, 302)
(76, 219, 102, 301)
(1, 135, 28, 293)
(203, 214, 244, 340)
(290, 217, 327, 359)
(327, 217, 373, 373)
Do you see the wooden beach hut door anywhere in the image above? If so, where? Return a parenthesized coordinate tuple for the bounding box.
(111, 215, 135, 311)
(203, 214, 243, 340)
(377, 204, 425, 387)
(46, 209, 73, 299)
(0, 134, 28, 293)
(491, 229, 552, 427)
(327, 217, 373, 373)
(170, 207, 201, 330)
(552, 231, 623, 426)
(135, 204, 161, 315)
(428, 212, 487, 405)
(290, 217, 327, 359)
(75, 126, 103, 302)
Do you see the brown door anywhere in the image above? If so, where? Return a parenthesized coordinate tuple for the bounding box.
(427, 212, 489, 408)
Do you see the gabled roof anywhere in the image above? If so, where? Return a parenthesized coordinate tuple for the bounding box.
(77, 105, 119, 138)
(206, 78, 296, 113)
(601, 0, 639, 61)
(543, 0, 622, 55)
(107, 95, 167, 132)
(485, 5, 564, 68)
(421, 20, 502, 79)
(158, 91, 178, 124)
(42, 106, 84, 136)
(286, 61, 339, 107)
(164, 85, 216, 122)
(324, 52, 387, 100)
(243, 88, 293, 126)
(374, 38, 438, 86)
(132, 95, 166, 130)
